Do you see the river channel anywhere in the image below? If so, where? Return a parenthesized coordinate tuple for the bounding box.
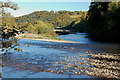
(1, 33, 120, 78)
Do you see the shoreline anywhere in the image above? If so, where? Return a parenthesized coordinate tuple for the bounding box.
(20, 38, 76, 43)
(15, 33, 76, 43)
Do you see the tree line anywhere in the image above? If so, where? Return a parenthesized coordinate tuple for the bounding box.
(2, 2, 120, 43)
(63, 2, 120, 43)
(15, 10, 87, 28)
(86, 2, 120, 42)
(14, 10, 87, 36)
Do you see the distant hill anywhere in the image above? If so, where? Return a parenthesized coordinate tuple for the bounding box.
(15, 10, 87, 28)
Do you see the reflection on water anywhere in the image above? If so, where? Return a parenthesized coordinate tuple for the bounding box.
(58, 33, 120, 45)
(57, 33, 95, 44)
(1, 33, 120, 79)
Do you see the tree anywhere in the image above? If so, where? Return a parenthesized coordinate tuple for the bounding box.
(0, 1, 22, 52)
(86, 2, 120, 42)
(32, 21, 56, 36)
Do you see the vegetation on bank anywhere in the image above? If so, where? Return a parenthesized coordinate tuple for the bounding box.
(86, 2, 120, 42)
(0, 1, 22, 52)
(0, 1, 19, 77)
(1, 2, 120, 48)
(63, 2, 120, 43)
(15, 2, 120, 43)
(15, 10, 87, 36)
(18, 20, 57, 37)
(1, 1, 120, 79)
(15, 11, 87, 29)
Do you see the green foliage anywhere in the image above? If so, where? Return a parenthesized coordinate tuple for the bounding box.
(15, 10, 88, 36)
(2, 13, 17, 27)
(1, 13, 19, 38)
(86, 2, 120, 42)
(63, 11, 88, 32)
(15, 10, 86, 28)
(33, 21, 54, 34)
(19, 20, 56, 37)
(1, 17, 21, 52)
(0, 1, 21, 52)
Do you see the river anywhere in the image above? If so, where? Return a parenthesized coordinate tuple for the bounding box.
(1, 33, 120, 79)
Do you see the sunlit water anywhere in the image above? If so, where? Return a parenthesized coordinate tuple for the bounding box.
(2, 33, 120, 78)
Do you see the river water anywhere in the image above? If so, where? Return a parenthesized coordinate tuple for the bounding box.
(2, 33, 120, 78)
(57, 33, 94, 44)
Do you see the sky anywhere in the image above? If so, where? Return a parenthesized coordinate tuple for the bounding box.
(5, 1, 91, 17)
(1, 0, 91, 2)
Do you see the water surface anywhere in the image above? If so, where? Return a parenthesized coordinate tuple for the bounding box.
(2, 33, 120, 78)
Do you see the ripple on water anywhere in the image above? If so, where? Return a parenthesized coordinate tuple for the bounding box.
(2, 38, 120, 78)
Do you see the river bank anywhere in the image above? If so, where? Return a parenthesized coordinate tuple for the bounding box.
(15, 33, 76, 43)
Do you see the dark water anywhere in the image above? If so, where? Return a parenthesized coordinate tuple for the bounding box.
(2, 33, 120, 78)
(58, 33, 94, 44)
(58, 33, 119, 44)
